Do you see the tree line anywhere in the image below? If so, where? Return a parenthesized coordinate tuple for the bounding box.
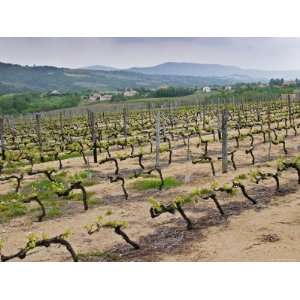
(0, 92, 81, 115)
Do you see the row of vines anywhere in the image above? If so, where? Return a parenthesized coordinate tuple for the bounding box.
(1, 96, 300, 261)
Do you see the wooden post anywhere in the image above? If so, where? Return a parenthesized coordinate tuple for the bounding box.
(147, 102, 151, 120)
(35, 113, 44, 162)
(162, 120, 166, 137)
(0, 117, 5, 160)
(288, 94, 292, 125)
(256, 107, 260, 122)
(217, 109, 221, 141)
(187, 135, 191, 161)
(155, 111, 160, 168)
(237, 108, 241, 132)
(141, 113, 144, 128)
(59, 112, 65, 143)
(267, 106, 272, 161)
(202, 104, 206, 129)
(10, 117, 17, 147)
(221, 108, 228, 173)
(88, 110, 97, 163)
(123, 106, 128, 141)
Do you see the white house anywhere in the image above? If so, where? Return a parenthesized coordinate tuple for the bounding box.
(257, 83, 267, 88)
(124, 89, 138, 97)
(99, 94, 112, 101)
(88, 93, 112, 103)
(159, 84, 169, 90)
(283, 80, 296, 86)
(88, 93, 101, 102)
(48, 90, 62, 96)
(224, 86, 232, 91)
(202, 86, 211, 93)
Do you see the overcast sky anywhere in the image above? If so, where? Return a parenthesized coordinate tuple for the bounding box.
(0, 37, 300, 70)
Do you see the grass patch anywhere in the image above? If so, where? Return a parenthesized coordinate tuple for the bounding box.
(67, 191, 95, 201)
(60, 151, 82, 160)
(0, 169, 101, 223)
(47, 206, 62, 218)
(87, 197, 103, 206)
(132, 176, 182, 191)
(69, 170, 99, 187)
(0, 193, 27, 223)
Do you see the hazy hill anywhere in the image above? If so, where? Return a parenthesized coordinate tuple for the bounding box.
(128, 62, 244, 77)
(128, 62, 300, 80)
(2, 61, 300, 95)
(0, 62, 253, 94)
(83, 65, 118, 71)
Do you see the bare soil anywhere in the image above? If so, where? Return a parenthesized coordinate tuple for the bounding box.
(1, 128, 300, 261)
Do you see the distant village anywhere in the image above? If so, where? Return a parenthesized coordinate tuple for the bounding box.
(45, 78, 300, 105)
(85, 88, 139, 103)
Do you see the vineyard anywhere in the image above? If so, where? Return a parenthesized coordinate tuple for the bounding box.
(1, 97, 300, 261)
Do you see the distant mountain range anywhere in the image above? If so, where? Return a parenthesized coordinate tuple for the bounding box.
(83, 65, 118, 71)
(1, 61, 300, 95)
(128, 62, 244, 77)
(85, 61, 300, 81)
(127, 62, 300, 80)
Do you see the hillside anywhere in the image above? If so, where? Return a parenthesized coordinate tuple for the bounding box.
(83, 65, 118, 71)
(0, 62, 257, 94)
(129, 62, 245, 77)
(128, 62, 300, 79)
(3, 61, 300, 95)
